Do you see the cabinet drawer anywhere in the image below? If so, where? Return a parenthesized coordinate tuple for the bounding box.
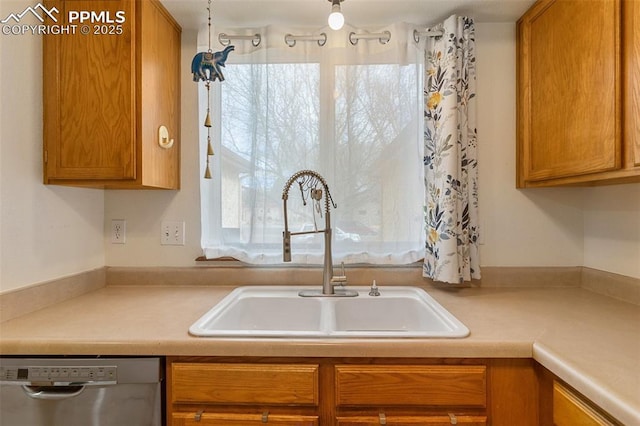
(172, 412, 318, 426)
(335, 365, 486, 407)
(336, 415, 487, 426)
(172, 363, 319, 405)
(553, 382, 617, 426)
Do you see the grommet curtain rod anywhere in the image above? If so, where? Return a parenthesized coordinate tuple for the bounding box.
(349, 30, 391, 45)
(217, 28, 429, 48)
(285, 33, 327, 47)
(413, 28, 445, 43)
(218, 33, 261, 46)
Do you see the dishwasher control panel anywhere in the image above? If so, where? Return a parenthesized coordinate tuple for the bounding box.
(0, 364, 117, 385)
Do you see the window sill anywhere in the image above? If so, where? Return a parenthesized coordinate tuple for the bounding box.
(195, 256, 424, 268)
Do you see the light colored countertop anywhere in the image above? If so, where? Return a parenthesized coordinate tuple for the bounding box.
(1, 283, 638, 424)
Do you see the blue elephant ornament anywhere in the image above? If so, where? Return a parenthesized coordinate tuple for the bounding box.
(191, 45, 235, 82)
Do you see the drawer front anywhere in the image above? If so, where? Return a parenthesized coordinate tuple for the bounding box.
(172, 412, 319, 426)
(172, 363, 319, 405)
(336, 415, 487, 425)
(335, 365, 486, 407)
(553, 382, 616, 426)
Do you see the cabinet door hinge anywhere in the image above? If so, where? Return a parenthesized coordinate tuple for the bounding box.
(44, 150, 48, 164)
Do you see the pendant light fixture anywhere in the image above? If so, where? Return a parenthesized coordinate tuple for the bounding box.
(327, 0, 345, 30)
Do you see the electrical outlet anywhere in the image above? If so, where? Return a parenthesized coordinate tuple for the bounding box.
(161, 221, 185, 246)
(111, 219, 126, 244)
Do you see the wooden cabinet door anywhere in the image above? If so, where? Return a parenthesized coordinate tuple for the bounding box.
(43, 0, 180, 188)
(171, 363, 319, 406)
(172, 412, 319, 426)
(624, 0, 640, 168)
(553, 382, 616, 426)
(44, 0, 137, 181)
(139, 0, 180, 189)
(517, 0, 621, 183)
(336, 415, 486, 425)
(334, 365, 486, 408)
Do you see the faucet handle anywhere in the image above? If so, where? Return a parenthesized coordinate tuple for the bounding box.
(283, 231, 291, 262)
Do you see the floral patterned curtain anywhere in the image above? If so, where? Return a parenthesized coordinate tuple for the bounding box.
(423, 15, 481, 284)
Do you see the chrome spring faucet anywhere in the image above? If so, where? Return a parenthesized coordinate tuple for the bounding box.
(282, 170, 357, 297)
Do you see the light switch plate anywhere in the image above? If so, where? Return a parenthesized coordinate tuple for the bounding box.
(161, 221, 185, 245)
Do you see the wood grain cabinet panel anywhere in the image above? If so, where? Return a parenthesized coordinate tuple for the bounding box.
(171, 363, 319, 406)
(334, 365, 486, 408)
(43, 0, 181, 189)
(553, 381, 618, 426)
(167, 358, 541, 426)
(172, 412, 319, 426)
(517, 0, 640, 186)
(624, 0, 640, 168)
(336, 415, 486, 425)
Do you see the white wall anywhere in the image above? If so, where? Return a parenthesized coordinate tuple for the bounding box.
(475, 23, 640, 278)
(0, 0, 104, 293)
(101, 23, 594, 272)
(103, 23, 640, 279)
(475, 23, 586, 268)
(583, 185, 640, 278)
(103, 30, 202, 267)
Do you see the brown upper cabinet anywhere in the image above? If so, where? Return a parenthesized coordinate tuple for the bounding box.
(517, 0, 640, 187)
(43, 0, 181, 189)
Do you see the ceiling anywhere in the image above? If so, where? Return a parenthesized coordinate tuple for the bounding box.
(160, 0, 536, 30)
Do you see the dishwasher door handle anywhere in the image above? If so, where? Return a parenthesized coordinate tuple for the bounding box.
(22, 385, 85, 400)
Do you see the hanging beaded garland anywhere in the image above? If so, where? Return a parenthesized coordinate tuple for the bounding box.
(190, 0, 234, 178)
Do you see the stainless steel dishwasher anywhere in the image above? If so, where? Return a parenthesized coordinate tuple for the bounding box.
(0, 357, 162, 426)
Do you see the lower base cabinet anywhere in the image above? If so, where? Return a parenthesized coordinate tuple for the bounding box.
(167, 360, 624, 425)
(553, 381, 618, 426)
(167, 357, 542, 426)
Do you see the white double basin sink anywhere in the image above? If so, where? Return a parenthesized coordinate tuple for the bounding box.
(189, 286, 469, 338)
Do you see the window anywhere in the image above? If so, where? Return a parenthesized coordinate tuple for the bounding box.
(200, 25, 425, 264)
